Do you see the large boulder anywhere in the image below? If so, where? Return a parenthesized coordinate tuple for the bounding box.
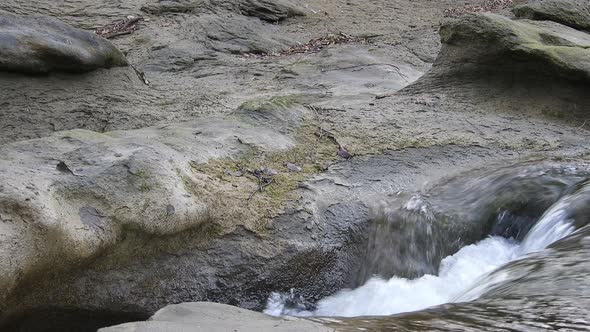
(0, 14, 127, 73)
(0, 119, 291, 317)
(438, 13, 590, 82)
(0, 111, 368, 329)
(403, 11, 590, 119)
(513, 0, 590, 32)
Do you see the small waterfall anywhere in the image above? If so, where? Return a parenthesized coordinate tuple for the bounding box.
(310, 236, 519, 317)
(519, 201, 574, 254)
(455, 187, 587, 302)
(264, 165, 590, 318)
(265, 235, 522, 317)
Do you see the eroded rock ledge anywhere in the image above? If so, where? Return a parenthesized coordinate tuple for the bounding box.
(439, 12, 590, 82)
(407, 7, 590, 118)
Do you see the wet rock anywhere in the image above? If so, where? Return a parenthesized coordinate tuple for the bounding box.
(513, 0, 590, 32)
(100, 302, 333, 332)
(0, 14, 127, 73)
(354, 159, 590, 283)
(344, 220, 590, 331)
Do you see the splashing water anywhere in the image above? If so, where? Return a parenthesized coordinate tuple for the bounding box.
(312, 236, 519, 317)
(456, 197, 577, 302)
(518, 200, 575, 255)
(265, 190, 579, 318)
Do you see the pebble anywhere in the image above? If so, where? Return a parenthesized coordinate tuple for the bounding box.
(285, 162, 303, 172)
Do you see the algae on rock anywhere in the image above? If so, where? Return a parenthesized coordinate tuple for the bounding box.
(439, 13, 590, 82)
(187, 121, 340, 233)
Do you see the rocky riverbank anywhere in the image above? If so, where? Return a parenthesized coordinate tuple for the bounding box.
(0, 0, 589, 330)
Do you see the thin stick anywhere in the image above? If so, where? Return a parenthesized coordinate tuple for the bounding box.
(247, 178, 274, 203)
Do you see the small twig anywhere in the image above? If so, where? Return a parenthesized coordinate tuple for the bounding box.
(308, 104, 321, 123)
(242, 33, 367, 59)
(247, 188, 258, 202)
(247, 177, 274, 202)
(578, 119, 590, 129)
(96, 16, 143, 39)
(130, 64, 150, 85)
(375, 92, 394, 100)
(304, 105, 351, 163)
(305, 104, 332, 162)
(101, 30, 134, 39)
(244, 166, 276, 203)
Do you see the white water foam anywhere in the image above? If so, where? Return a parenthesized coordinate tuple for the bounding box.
(456, 199, 576, 302)
(313, 236, 519, 317)
(265, 196, 578, 318)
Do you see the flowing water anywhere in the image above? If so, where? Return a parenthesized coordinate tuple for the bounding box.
(264, 161, 590, 330)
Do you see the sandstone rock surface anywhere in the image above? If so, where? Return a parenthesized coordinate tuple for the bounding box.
(1, 0, 590, 330)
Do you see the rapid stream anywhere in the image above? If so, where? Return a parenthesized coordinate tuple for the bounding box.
(264, 161, 590, 330)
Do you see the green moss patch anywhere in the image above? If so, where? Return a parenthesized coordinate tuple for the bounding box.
(184, 122, 339, 234)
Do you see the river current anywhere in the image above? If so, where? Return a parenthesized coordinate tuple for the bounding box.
(264, 161, 590, 330)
